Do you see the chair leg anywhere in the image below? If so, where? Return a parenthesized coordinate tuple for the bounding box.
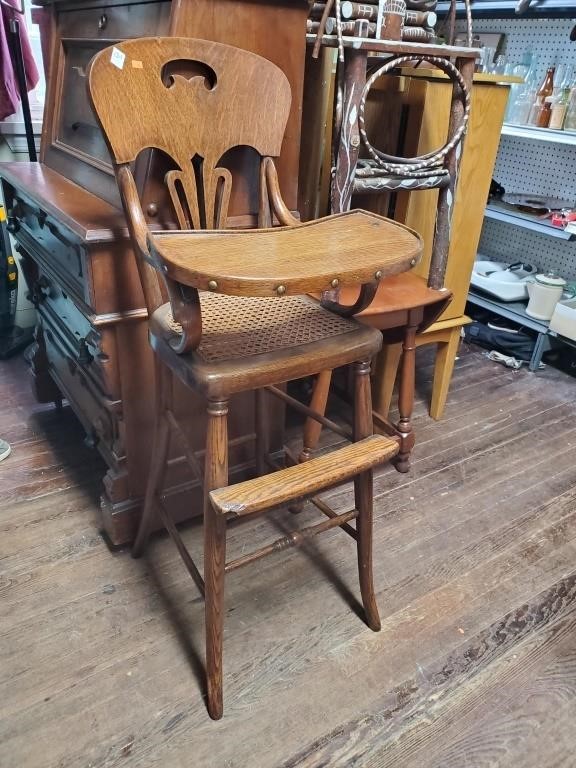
(353, 360, 381, 632)
(255, 389, 269, 477)
(204, 399, 229, 720)
(290, 369, 333, 514)
(372, 341, 403, 417)
(393, 312, 418, 473)
(430, 327, 461, 421)
(299, 369, 333, 462)
(132, 360, 171, 558)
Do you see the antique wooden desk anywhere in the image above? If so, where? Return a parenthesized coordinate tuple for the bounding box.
(0, 0, 309, 546)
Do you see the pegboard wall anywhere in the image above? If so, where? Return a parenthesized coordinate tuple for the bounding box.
(456, 17, 576, 81)
(457, 15, 576, 281)
(478, 220, 576, 281)
(492, 135, 576, 198)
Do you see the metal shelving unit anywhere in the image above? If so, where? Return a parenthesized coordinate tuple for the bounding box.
(461, 13, 576, 371)
(485, 203, 576, 241)
(468, 289, 576, 370)
(501, 123, 576, 146)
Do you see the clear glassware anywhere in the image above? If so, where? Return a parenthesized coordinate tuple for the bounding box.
(509, 87, 536, 125)
(554, 63, 566, 96)
(564, 87, 576, 132)
(493, 54, 508, 75)
(549, 87, 571, 130)
(505, 64, 530, 124)
(480, 46, 496, 74)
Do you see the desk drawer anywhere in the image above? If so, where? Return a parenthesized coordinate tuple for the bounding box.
(59, 2, 171, 39)
(42, 312, 121, 459)
(35, 271, 122, 401)
(12, 196, 87, 301)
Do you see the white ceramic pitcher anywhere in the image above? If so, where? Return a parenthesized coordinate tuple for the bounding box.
(526, 273, 568, 321)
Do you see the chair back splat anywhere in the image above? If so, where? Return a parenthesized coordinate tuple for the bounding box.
(89, 37, 290, 231)
(88, 38, 291, 345)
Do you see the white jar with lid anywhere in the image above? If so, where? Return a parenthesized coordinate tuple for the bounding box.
(526, 273, 569, 321)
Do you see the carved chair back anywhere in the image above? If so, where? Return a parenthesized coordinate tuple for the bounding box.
(88, 38, 292, 330)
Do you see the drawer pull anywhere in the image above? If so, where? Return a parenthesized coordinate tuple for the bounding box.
(7, 203, 22, 233)
(98, 13, 107, 30)
(28, 275, 50, 307)
(7, 215, 20, 234)
(65, 339, 94, 371)
(84, 429, 100, 449)
(77, 338, 94, 367)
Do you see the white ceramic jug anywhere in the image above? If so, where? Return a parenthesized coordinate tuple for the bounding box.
(526, 273, 567, 321)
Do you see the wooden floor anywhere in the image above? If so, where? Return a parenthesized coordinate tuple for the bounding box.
(1, 344, 576, 768)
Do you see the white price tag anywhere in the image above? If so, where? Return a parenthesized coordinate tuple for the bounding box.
(110, 47, 126, 70)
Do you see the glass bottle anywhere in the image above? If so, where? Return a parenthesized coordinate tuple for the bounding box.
(537, 97, 552, 128)
(505, 63, 530, 123)
(538, 66, 556, 99)
(553, 64, 566, 97)
(560, 66, 573, 90)
(564, 88, 576, 132)
(528, 67, 555, 125)
(549, 87, 571, 130)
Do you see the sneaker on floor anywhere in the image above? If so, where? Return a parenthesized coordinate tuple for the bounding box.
(0, 439, 11, 462)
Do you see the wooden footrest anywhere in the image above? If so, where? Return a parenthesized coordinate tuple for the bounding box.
(210, 434, 399, 517)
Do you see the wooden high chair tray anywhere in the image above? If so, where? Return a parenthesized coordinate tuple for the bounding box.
(151, 210, 422, 297)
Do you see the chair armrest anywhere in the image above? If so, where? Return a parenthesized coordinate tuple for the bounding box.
(263, 157, 301, 228)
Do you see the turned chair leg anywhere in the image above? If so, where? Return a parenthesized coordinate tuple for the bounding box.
(372, 341, 403, 417)
(132, 360, 172, 558)
(393, 312, 418, 473)
(204, 399, 229, 720)
(290, 369, 333, 514)
(299, 369, 333, 463)
(353, 360, 381, 632)
(255, 388, 269, 477)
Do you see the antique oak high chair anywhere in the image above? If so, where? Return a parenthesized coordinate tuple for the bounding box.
(88, 37, 422, 719)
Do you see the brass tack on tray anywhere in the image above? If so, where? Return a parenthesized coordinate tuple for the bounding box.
(331, 278, 339, 288)
(276, 285, 286, 296)
(374, 270, 383, 280)
(208, 280, 218, 291)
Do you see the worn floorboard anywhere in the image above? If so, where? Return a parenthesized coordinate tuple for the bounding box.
(0, 344, 575, 768)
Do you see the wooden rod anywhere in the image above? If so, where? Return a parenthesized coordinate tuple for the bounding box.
(324, 16, 434, 43)
(371, 410, 400, 439)
(165, 409, 204, 482)
(325, 18, 376, 34)
(428, 56, 474, 289)
(265, 385, 353, 441)
(156, 495, 206, 597)
(337, 2, 436, 26)
(309, 496, 358, 539)
(224, 509, 359, 573)
(310, 2, 328, 18)
(402, 26, 434, 42)
(405, 9, 436, 26)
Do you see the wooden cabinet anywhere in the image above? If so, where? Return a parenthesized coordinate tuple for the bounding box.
(1, 0, 309, 546)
